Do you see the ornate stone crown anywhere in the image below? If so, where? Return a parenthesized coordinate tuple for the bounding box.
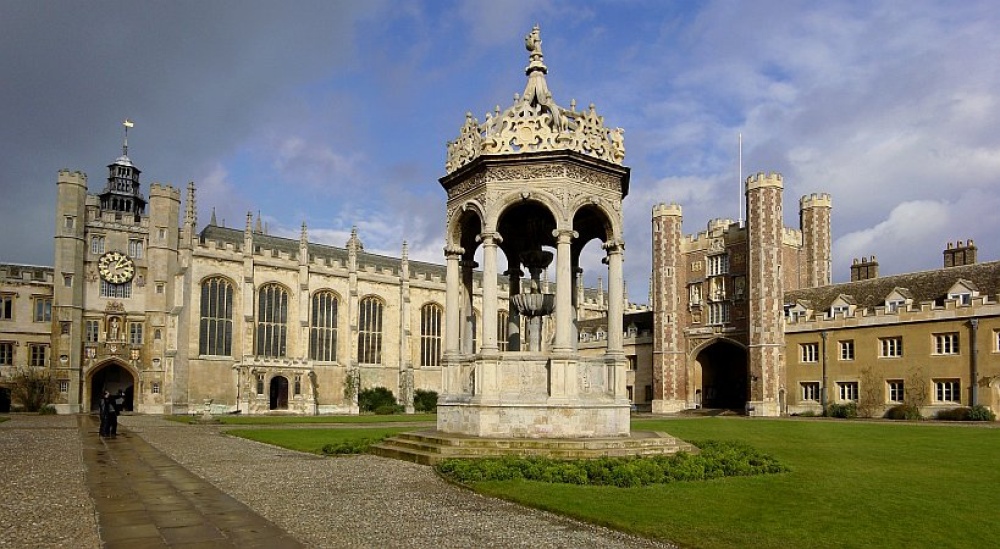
(445, 25, 625, 174)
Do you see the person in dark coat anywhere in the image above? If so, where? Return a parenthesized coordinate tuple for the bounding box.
(109, 389, 125, 437)
(98, 390, 113, 437)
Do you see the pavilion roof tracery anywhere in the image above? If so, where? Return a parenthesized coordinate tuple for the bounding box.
(445, 25, 625, 174)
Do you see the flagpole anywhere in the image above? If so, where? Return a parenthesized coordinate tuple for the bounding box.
(738, 132, 743, 226)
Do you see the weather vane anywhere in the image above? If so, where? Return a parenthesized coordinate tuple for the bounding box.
(122, 119, 134, 156)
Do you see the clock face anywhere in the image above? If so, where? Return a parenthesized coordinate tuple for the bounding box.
(98, 251, 135, 284)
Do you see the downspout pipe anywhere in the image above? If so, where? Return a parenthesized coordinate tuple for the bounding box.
(970, 318, 979, 406)
(820, 330, 829, 414)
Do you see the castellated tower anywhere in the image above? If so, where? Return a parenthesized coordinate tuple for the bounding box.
(650, 203, 686, 413)
(52, 170, 89, 412)
(745, 172, 786, 416)
(147, 183, 181, 411)
(800, 193, 832, 288)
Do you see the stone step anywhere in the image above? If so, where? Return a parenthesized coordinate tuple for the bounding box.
(371, 430, 698, 465)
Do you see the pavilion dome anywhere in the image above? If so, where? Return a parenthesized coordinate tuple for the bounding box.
(445, 25, 625, 174)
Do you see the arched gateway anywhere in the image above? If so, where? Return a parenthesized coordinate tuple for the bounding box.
(695, 340, 748, 410)
(88, 361, 136, 412)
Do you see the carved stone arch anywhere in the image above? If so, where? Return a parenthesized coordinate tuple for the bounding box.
(86, 358, 138, 412)
(358, 293, 387, 307)
(310, 288, 343, 302)
(490, 188, 566, 231)
(446, 202, 486, 259)
(198, 273, 239, 288)
(689, 337, 749, 410)
(257, 280, 292, 295)
(568, 196, 622, 244)
(688, 336, 748, 359)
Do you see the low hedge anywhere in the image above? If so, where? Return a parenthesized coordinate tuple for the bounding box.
(885, 404, 922, 420)
(936, 405, 996, 422)
(436, 440, 788, 488)
(321, 435, 391, 455)
(825, 402, 858, 418)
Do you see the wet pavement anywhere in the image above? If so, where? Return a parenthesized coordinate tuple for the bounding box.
(78, 415, 302, 548)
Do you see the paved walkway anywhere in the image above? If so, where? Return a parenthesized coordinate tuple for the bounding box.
(2, 414, 674, 548)
(78, 415, 301, 548)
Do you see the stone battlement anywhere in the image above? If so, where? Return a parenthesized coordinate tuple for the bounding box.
(652, 202, 682, 217)
(57, 170, 88, 185)
(800, 192, 832, 208)
(785, 293, 999, 331)
(745, 172, 783, 190)
(149, 183, 180, 200)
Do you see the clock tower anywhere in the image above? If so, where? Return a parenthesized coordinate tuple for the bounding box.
(51, 122, 180, 413)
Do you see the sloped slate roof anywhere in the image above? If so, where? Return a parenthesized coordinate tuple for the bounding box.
(784, 260, 1000, 311)
(578, 310, 653, 333)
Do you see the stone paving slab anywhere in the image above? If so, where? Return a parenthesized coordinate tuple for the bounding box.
(78, 415, 302, 548)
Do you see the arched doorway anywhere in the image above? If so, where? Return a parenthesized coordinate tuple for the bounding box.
(695, 340, 748, 410)
(89, 362, 136, 412)
(269, 376, 289, 410)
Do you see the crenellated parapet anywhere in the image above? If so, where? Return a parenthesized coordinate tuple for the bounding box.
(745, 172, 783, 190)
(785, 292, 1000, 332)
(800, 192, 832, 209)
(57, 169, 88, 187)
(652, 202, 682, 218)
(148, 183, 180, 201)
(445, 26, 624, 174)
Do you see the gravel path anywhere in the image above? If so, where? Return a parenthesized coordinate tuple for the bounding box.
(122, 415, 675, 549)
(0, 415, 100, 549)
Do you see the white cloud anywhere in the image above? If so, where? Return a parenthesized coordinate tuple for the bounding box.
(271, 137, 364, 189)
(834, 200, 950, 274)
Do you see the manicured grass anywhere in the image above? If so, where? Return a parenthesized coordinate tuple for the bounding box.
(466, 418, 1000, 549)
(166, 413, 436, 425)
(227, 426, 415, 454)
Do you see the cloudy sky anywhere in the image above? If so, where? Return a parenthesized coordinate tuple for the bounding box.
(3, 0, 1000, 303)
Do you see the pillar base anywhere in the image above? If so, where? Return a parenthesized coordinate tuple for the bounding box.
(651, 399, 689, 414)
(747, 400, 781, 417)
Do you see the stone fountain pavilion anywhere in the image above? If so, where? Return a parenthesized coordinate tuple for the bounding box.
(375, 27, 694, 463)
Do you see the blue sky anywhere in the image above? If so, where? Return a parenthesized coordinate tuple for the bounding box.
(3, 1, 1000, 303)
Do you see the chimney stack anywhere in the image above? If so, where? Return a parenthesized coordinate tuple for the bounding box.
(850, 256, 879, 281)
(944, 239, 977, 268)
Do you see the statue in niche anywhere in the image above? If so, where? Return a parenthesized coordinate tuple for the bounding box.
(109, 317, 120, 340)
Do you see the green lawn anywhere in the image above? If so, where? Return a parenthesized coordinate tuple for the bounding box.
(468, 418, 1000, 549)
(227, 426, 415, 454)
(167, 413, 436, 425)
(218, 417, 1000, 548)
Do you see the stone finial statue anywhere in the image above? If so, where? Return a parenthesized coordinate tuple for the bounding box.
(525, 24, 542, 58)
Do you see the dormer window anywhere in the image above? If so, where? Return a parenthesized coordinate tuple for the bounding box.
(886, 300, 905, 313)
(827, 295, 854, 318)
(949, 292, 972, 306)
(946, 279, 977, 307)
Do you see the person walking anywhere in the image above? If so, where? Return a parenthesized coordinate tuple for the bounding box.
(109, 389, 125, 438)
(98, 390, 113, 437)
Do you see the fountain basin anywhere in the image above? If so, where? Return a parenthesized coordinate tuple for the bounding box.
(511, 293, 555, 317)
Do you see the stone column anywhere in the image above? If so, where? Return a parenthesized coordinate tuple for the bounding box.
(479, 233, 500, 353)
(506, 264, 522, 351)
(460, 259, 478, 355)
(605, 239, 625, 356)
(552, 229, 576, 353)
(443, 246, 462, 396)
